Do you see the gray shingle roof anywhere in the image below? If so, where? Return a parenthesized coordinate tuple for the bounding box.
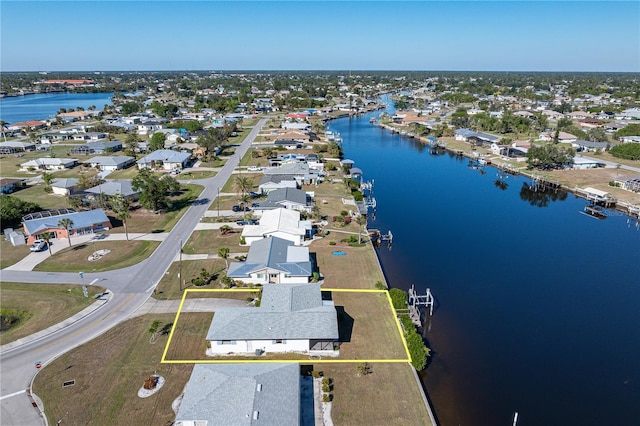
(175, 363, 300, 426)
(227, 236, 311, 278)
(85, 180, 138, 197)
(266, 188, 307, 205)
(137, 149, 190, 165)
(84, 155, 134, 167)
(206, 284, 338, 341)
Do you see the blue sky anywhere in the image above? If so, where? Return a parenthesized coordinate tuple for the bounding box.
(1, 1, 638, 72)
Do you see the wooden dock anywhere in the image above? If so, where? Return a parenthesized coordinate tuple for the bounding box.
(407, 285, 434, 327)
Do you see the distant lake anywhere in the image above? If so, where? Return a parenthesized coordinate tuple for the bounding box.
(0, 92, 113, 124)
(331, 97, 640, 426)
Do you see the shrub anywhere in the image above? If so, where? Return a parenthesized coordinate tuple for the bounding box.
(340, 210, 348, 217)
(375, 281, 386, 290)
(322, 383, 330, 393)
(322, 393, 331, 403)
(328, 241, 336, 246)
(389, 288, 408, 310)
(312, 370, 322, 378)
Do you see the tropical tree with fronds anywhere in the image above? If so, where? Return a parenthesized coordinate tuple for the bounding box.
(57, 218, 74, 247)
(218, 247, 230, 269)
(111, 193, 131, 241)
(39, 232, 54, 256)
(42, 172, 54, 192)
(234, 175, 254, 197)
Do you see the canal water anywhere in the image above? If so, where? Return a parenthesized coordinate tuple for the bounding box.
(330, 100, 640, 426)
(0, 92, 114, 124)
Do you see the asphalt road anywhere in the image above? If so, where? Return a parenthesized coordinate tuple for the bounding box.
(0, 118, 267, 425)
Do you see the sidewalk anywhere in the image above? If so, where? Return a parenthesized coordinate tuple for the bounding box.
(3, 232, 170, 272)
(0, 291, 114, 353)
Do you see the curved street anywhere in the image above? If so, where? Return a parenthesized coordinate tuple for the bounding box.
(0, 119, 267, 425)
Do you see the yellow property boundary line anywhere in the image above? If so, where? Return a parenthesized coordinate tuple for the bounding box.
(161, 288, 412, 364)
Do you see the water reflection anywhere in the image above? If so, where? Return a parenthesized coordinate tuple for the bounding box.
(519, 182, 568, 207)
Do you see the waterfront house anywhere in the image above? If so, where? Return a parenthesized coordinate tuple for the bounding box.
(206, 283, 339, 356)
(254, 188, 313, 213)
(22, 208, 111, 244)
(281, 122, 311, 131)
(259, 175, 299, 194)
(8, 120, 47, 132)
(614, 175, 640, 193)
(572, 157, 604, 170)
(57, 110, 94, 123)
(21, 158, 78, 171)
(241, 208, 310, 246)
(83, 155, 135, 172)
(174, 363, 301, 426)
(136, 149, 191, 170)
(227, 236, 313, 284)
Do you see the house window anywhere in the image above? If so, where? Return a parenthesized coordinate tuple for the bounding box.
(217, 340, 236, 345)
(256, 274, 265, 279)
(273, 339, 286, 344)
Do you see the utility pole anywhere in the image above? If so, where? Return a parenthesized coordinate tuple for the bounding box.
(178, 239, 183, 291)
(217, 187, 220, 218)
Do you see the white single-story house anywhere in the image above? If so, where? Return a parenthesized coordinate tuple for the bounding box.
(83, 155, 135, 171)
(206, 283, 339, 356)
(85, 180, 139, 200)
(538, 131, 578, 143)
(227, 236, 312, 284)
(259, 175, 299, 194)
(174, 363, 301, 426)
(572, 157, 604, 170)
(69, 141, 123, 155)
(21, 158, 78, 171)
(253, 188, 313, 213)
(51, 178, 79, 196)
(72, 132, 107, 142)
(620, 136, 640, 144)
(137, 149, 191, 170)
(241, 208, 311, 246)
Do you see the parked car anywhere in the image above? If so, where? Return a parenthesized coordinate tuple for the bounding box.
(232, 205, 241, 212)
(236, 220, 248, 226)
(247, 166, 262, 172)
(30, 240, 47, 252)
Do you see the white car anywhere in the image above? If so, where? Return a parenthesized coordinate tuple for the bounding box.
(30, 240, 47, 252)
(247, 166, 262, 172)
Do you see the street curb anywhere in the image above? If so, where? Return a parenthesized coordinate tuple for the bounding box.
(0, 291, 114, 354)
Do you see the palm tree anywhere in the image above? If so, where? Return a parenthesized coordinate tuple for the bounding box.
(217, 247, 230, 269)
(42, 172, 54, 192)
(234, 175, 253, 197)
(57, 218, 74, 247)
(39, 232, 54, 256)
(0, 120, 8, 142)
(112, 194, 131, 240)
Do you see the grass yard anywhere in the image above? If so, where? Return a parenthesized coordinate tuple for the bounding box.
(221, 173, 262, 193)
(108, 183, 203, 233)
(32, 314, 194, 426)
(331, 292, 407, 360)
(0, 283, 105, 345)
(317, 362, 432, 426)
(162, 312, 212, 361)
(34, 240, 159, 272)
(155, 259, 227, 300)
(182, 229, 248, 255)
(312, 236, 385, 289)
(8, 184, 71, 210)
(178, 170, 217, 180)
(104, 166, 140, 180)
(0, 146, 73, 177)
(0, 240, 31, 268)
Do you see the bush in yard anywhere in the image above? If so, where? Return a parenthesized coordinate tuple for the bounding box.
(389, 288, 408, 310)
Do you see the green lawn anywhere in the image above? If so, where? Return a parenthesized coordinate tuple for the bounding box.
(108, 183, 204, 234)
(0, 282, 106, 345)
(8, 184, 70, 210)
(104, 166, 140, 180)
(178, 170, 217, 180)
(183, 229, 248, 255)
(32, 314, 194, 426)
(0, 240, 31, 268)
(0, 145, 73, 177)
(34, 240, 159, 272)
(154, 259, 227, 300)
